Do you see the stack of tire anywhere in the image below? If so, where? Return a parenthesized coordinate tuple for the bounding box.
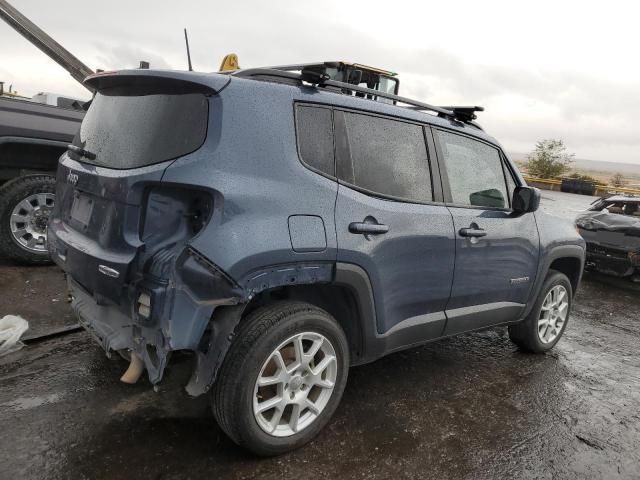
(561, 178, 595, 196)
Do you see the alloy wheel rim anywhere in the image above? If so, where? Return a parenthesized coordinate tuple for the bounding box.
(10, 193, 55, 254)
(538, 285, 569, 344)
(253, 331, 337, 437)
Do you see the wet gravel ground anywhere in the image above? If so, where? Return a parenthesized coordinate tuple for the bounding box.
(1, 191, 639, 479)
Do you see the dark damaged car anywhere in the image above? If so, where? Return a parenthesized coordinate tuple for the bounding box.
(576, 195, 640, 280)
(48, 65, 585, 455)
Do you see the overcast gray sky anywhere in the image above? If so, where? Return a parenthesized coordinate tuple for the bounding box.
(2, 0, 639, 165)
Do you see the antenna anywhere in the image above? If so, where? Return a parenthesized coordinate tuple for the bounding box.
(184, 28, 193, 71)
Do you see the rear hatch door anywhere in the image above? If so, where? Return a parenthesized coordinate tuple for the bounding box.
(49, 71, 227, 303)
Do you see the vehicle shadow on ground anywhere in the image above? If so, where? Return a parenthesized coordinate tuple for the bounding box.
(57, 331, 561, 480)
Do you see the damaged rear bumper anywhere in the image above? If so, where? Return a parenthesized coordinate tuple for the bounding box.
(64, 247, 244, 387)
(69, 277, 172, 384)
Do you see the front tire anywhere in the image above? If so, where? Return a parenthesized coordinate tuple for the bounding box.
(509, 270, 572, 352)
(211, 301, 350, 456)
(0, 175, 56, 265)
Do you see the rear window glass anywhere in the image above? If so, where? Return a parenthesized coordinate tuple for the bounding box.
(72, 88, 208, 169)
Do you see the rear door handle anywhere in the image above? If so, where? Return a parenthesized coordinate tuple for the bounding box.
(459, 227, 487, 238)
(349, 222, 389, 235)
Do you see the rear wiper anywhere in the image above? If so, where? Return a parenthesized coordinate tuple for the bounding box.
(67, 144, 96, 160)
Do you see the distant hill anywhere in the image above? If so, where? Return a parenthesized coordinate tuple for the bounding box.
(508, 152, 640, 176)
(572, 158, 639, 175)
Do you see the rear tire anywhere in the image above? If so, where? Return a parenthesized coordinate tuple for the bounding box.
(509, 270, 572, 352)
(211, 301, 349, 456)
(0, 175, 56, 265)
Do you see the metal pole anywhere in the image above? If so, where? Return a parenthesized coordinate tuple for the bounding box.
(0, 0, 94, 91)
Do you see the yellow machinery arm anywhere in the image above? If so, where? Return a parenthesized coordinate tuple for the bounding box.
(219, 54, 240, 72)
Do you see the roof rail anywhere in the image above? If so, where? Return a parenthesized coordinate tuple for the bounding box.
(232, 67, 483, 128)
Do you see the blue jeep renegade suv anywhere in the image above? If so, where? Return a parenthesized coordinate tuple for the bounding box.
(48, 63, 585, 455)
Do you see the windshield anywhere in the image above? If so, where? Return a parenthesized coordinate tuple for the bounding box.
(71, 86, 209, 169)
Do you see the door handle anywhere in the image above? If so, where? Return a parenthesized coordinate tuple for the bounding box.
(459, 226, 487, 238)
(349, 222, 389, 235)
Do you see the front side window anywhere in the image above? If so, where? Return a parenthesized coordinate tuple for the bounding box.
(435, 130, 509, 209)
(336, 111, 432, 203)
(505, 164, 518, 205)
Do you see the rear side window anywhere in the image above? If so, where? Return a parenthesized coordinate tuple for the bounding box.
(72, 87, 208, 169)
(295, 105, 335, 176)
(435, 130, 509, 209)
(336, 111, 432, 203)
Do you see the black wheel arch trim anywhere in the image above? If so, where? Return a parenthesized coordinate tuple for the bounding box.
(186, 304, 247, 397)
(240, 262, 334, 300)
(521, 244, 585, 320)
(187, 261, 340, 397)
(334, 262, 448, 365)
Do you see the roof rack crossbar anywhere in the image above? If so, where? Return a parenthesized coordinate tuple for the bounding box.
(439, 106, 484, 122)
(233, 68, 456, 118)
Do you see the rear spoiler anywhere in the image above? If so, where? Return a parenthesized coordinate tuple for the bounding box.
(84, 69, 231, 95)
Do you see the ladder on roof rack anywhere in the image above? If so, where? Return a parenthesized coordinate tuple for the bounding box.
(233, 67, 484, 129)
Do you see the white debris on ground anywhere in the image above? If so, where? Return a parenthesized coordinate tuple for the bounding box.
(0, 315, 29, 356)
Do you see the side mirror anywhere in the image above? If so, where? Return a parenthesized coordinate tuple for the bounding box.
(512, 186, 541, 213)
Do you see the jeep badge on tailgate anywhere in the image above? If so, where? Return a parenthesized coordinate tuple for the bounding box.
(67, 172, 79, 185)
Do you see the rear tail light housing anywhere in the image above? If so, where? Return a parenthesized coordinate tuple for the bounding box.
(140, 186, 213, 246)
